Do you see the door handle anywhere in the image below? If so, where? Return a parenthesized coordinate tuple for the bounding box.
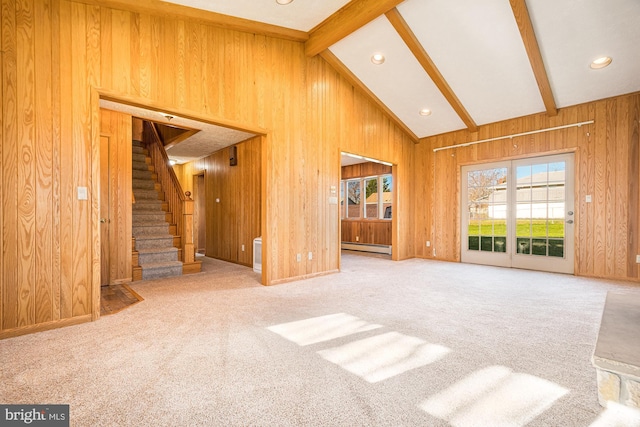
(566, 219, 574, 224)
(100, 218, 107, 224)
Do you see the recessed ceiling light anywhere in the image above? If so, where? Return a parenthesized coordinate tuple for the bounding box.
(276, 0, 293, 4)
(371, 53, 385, 65)
(590, 56, 612, 69)
(169, 159, 177, 166)
(419, 108, 432, 116)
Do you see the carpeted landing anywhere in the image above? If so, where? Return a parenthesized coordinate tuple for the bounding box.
(1, 253, 640, 426)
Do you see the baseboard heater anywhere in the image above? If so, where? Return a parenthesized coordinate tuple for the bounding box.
(341, 242, 392, 255)
(253, 237, 262, 273)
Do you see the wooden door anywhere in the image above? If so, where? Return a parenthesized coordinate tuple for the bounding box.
(100, 109, 133, 285)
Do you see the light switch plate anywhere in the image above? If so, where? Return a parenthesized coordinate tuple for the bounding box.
(77, 187, 88, 200)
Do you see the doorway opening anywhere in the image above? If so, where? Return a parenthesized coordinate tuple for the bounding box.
(339, 152, 394, 262)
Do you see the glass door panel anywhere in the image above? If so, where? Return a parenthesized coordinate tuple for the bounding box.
(511, 154, 573, 273)
(462, 163, 510, 267)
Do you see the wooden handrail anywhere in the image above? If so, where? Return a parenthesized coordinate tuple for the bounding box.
(142, 121, 194, 263)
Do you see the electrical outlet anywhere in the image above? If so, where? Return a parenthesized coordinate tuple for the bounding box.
(308, 252, 312, 260)
(296, 253, 301, 262)
(426, 241, 431, 247)
(636, 254, 640, 264)
(355, 236, 359, 242)
(241, 244, 245, 252)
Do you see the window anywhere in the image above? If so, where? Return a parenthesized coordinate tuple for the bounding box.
(346, 180, 361, 219)
(341, 174, 392, 220)
(364, 177, 378, 218)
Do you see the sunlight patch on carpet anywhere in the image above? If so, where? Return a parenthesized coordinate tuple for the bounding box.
(266, 313, 383, 346)
(418, 365, 568, 427)
(317, 331, 450, 383)
(590, 401, 640, 427)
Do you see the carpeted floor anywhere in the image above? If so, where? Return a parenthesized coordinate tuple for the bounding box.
(1, 253, 639, 426)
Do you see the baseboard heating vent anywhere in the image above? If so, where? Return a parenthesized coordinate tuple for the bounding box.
(341, 242, 391, 255)
(253, 237, 262, 273)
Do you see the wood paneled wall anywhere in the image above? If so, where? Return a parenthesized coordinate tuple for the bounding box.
(1, 0, 416, 336)
(100, 108, 132, 284)
(342, 221, 392, 246)
(177, 137, 261, 267)
(415, 93, 640, 282)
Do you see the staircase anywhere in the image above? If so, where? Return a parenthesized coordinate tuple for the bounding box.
(131, 140, 183, 280)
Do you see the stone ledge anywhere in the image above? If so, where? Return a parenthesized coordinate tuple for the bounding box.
(593, 291, 640, 409)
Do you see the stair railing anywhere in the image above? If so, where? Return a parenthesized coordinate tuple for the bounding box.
(142, 121, 195, 264)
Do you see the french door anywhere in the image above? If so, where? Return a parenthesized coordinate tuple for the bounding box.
(461, 153, 574, 274)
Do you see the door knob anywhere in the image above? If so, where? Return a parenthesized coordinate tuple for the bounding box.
(100, 218, 107, 223)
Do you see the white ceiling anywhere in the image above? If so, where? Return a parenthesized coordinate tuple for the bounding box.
(137, 0, 639, 161)
(100, 100, 256, 164)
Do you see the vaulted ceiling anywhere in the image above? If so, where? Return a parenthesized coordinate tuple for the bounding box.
(157, 0, 639, 142)
(104, 0, 639, 163)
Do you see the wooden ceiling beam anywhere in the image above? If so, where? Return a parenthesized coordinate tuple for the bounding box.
(73, 0, 308, 42)
(306, 0, 404, 57)
(385, 8, 478, 133)
(320, 50, 419, 143)
(509, 0, 557, 116)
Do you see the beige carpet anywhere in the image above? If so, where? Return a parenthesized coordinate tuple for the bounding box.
(1, 253, 640, 426)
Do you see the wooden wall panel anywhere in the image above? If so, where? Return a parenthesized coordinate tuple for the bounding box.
(341, 221, 392, 246)
(34, 0, 53, 324)
(341, 162, 392, 179)
(2, 0, 18, 330)
(178, 137, 261, 268)
(16, 0, 36, 327)
(415, 93, 640, 282)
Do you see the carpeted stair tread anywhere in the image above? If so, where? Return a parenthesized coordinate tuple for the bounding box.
(132, 213, 168, 223)
(132, 169, 152, 180)
(133, 190, 161, 200)
(137, 247, 178, 255)
(133, 220, 170, 228)
(132, 153, 148, 163)
(134, 236, 175, 250)
(140, 261, 183, 280)
(133, 225, 170, 236)
(132, 178, 156, 189)
(138, 247, 179, 264)
(133, 200, 164, 208)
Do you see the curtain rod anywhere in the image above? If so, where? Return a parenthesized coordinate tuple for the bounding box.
(432, 120, 594, 153)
